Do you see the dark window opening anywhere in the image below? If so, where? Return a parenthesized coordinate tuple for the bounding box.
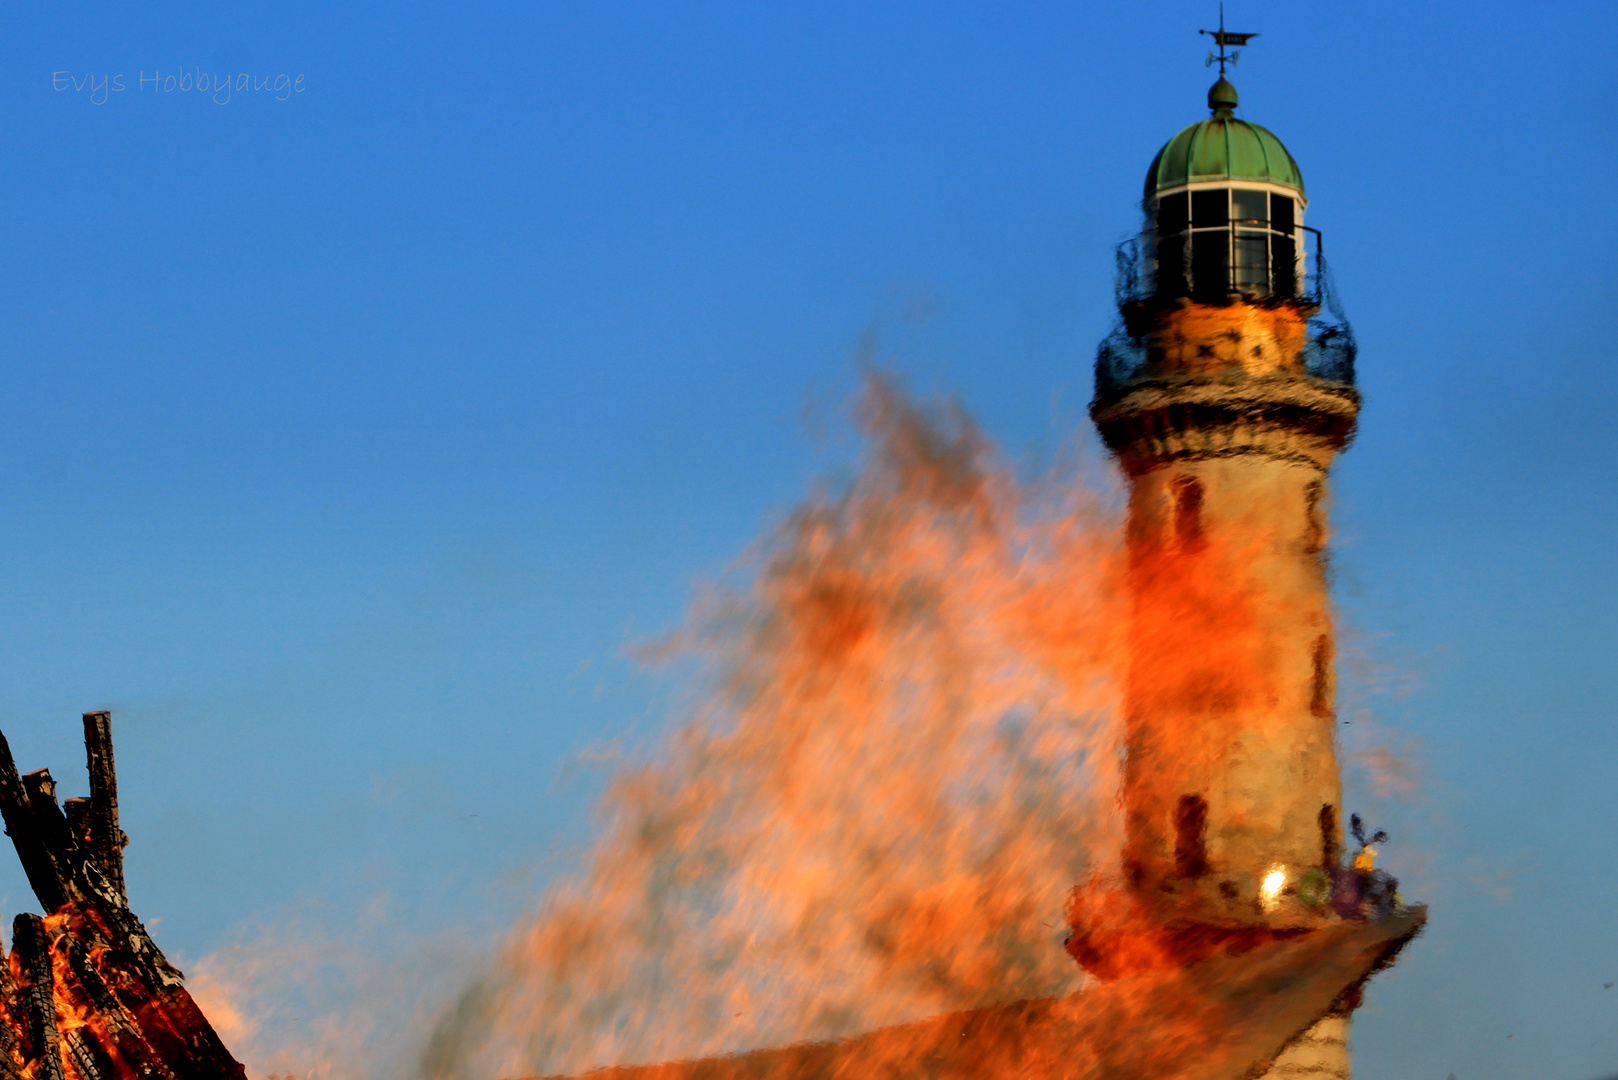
(1156, 235, 1185, 296)
(1310, 635, 1333, 718)
(1271, 234, 1298, 297)
(1191, 189, 1228, 227)
(1270, 194, 1295, 232)
(1153, 188, 1303, 302)
(1154, 193, 1190, 297)
(1125, 860, 1146, 890)
(1172, 475, 1204, 548)
(1319, 803, 1341, 868)
(1156, 192, 1189, 236)
(1303, 480, 1325, 554)
(1174, 794, 1210, 878)
(1270, 195, 1299, 297)
(1190, 231, 1229, 299)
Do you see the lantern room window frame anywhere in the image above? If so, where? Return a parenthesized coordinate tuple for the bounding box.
(1147, 181, 1309, 303)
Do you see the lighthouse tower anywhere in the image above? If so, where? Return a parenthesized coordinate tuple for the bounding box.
(1094, 66, 1360, 919)
(1088, 29, 1372, 1080)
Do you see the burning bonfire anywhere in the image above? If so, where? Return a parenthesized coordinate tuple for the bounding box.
(0, 713, 245, 1080)
(0, 425, 1419, 1080)
(0, 368, 1421, 1080)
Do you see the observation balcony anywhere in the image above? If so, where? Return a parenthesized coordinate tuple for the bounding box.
(1097, 221, 1356, 394)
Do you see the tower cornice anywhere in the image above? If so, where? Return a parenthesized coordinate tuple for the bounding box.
(1090, 376, 1360, 475)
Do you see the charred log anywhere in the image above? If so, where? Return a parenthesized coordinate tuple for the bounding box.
(0, 941, 27, 1080)
(81, 714, 128, 906)
(0, 736, 70, 914)
(0, 715, 245, 1080)
(14, 915, 65, 1080)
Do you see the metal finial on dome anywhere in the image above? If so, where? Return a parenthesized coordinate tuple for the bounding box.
(1208, 77, 1239, 115)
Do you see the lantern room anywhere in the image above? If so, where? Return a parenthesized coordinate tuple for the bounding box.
(1143, 77, 1309, 304)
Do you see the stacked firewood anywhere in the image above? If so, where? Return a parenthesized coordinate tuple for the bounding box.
(0, 712, 245, 1080)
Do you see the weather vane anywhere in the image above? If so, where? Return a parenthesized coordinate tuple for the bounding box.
(1200, 4, 1258, 76)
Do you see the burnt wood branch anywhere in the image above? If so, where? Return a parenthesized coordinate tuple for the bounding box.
(0, 716, 245, 1080)
(14, 915, 65, 1080)
(81, 714, 127, 905)
(62, 801, 92, 853)
(43, 918, 119, 1080)
(0, 735, 70, 913)
(54, 917, 173, 1080)
(23, 771, 80, 876)
(61, 1029, 107, 1080)
(0, 943, 25, 1080)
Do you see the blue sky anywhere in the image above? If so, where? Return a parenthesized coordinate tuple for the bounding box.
(0, 2, 1613, 1078)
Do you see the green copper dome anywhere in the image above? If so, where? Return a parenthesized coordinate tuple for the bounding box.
(1144, 78, 1305, 198)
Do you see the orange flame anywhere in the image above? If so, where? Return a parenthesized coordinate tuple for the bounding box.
(419, 377, 1133, 1080)
(202, 375, 1391, 1080)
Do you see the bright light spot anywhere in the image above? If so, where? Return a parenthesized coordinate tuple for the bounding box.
(1260, 868, 1287, 912)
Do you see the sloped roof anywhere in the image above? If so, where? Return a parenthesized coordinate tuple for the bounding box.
(535, 909, 1425, 1080)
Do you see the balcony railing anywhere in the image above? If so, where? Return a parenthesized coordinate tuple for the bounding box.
(1097, 226, 1356, 392)
(1154, 220, 1312, 303)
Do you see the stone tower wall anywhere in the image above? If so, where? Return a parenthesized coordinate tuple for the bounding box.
(1092, 299, 1359, 914)
(1120, 449, 1344, 907)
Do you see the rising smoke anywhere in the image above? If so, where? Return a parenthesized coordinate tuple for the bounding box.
(202, 369, 1425, 1080)
(417, 376, 1128, 1079)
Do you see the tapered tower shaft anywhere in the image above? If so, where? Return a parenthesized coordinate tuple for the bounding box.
(1095, 300, 1358, 907)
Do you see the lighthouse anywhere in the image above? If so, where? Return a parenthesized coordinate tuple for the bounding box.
(1094, 57, 1360, 921)
(1086, 24, 1385, 1080)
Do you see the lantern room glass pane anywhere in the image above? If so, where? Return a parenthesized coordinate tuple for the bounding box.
(1233, 231, 1269, 295)
(1191, 231, 1229, 299)
(1231, 188, 1267, 225)
(1270, 194, 1295, 233)
(1271, 234, 1298, 297)
(1156, 235, 1186, 296)
(1191, 189, 1227, 227)
(1157, 192, 1189, 237)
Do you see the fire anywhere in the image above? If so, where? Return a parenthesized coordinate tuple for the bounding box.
(416, 377, 1133, 1080)
(202, 376, 1410, 1080)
